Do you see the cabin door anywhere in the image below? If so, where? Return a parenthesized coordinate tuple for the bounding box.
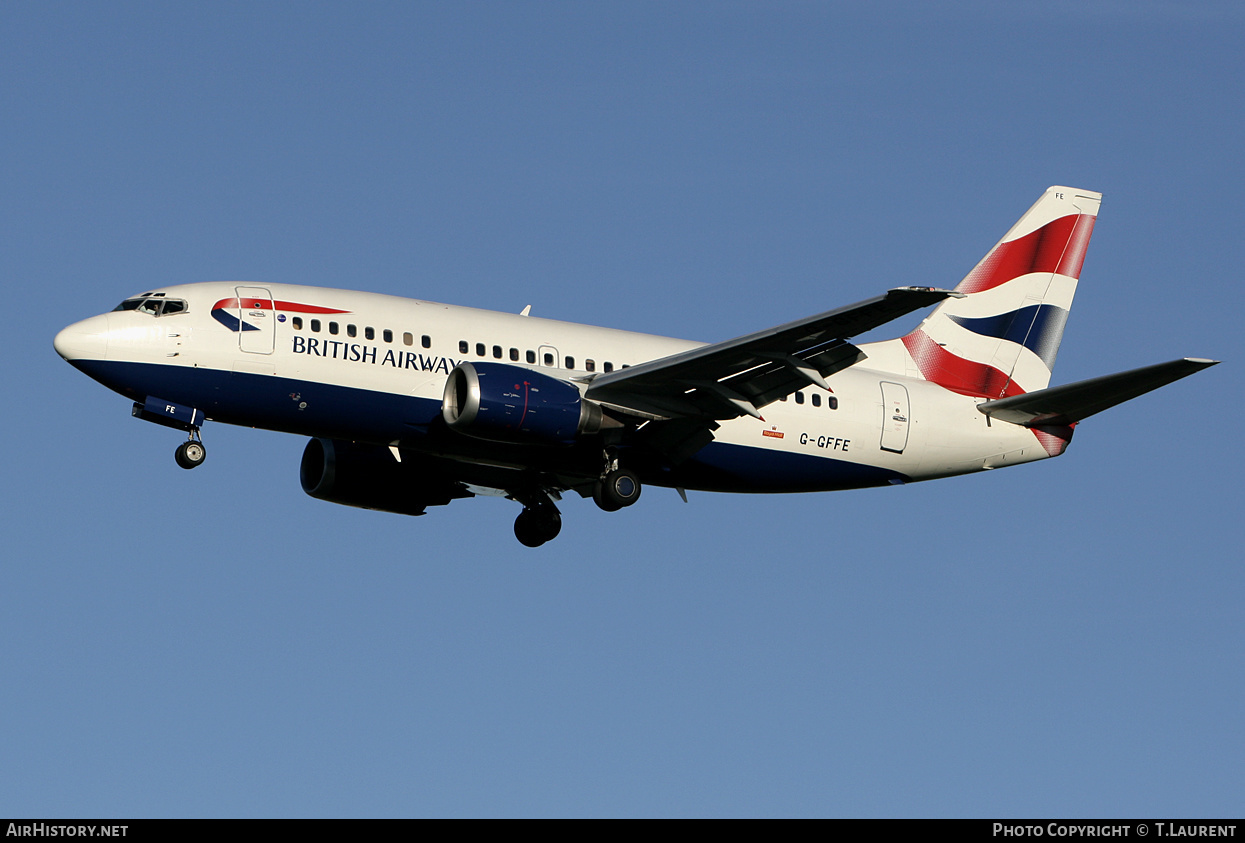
(879, 382, 910, 454)
(236, 286, 275, 354)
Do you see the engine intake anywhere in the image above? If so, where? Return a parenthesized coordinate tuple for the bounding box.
(442, 361, 612, 444)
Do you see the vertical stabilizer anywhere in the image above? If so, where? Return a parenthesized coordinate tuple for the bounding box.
(898, 186, 1101, 398)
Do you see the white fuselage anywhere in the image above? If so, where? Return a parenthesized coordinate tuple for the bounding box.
(55, 281, 1056, 494)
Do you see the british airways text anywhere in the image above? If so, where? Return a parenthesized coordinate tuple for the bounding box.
(291, 336, 458, 373)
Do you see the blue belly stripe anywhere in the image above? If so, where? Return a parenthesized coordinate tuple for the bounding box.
(71, 359, 908, 494)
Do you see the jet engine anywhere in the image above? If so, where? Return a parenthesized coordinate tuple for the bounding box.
(441, 361, 615, 444)
(299, 438, 467, 516)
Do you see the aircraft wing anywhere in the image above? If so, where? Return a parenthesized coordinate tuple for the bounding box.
(585, 286, 960, 421)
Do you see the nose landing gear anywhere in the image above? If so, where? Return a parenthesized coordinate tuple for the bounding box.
(174, 431, 206, 469)
(131, 397, 207, 470)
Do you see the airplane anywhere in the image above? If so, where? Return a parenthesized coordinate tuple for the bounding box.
(54, 186, 1217, 547)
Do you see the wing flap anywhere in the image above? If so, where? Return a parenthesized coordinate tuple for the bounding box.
(588, 286, 957, 420)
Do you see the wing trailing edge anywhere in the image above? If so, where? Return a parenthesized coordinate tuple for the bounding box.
(586, 286, 960, 421)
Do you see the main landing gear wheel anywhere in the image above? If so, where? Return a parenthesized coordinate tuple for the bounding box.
(593, 468, 641, 512)
(514, 508, 562, 548)
(175, 439, 206, 470)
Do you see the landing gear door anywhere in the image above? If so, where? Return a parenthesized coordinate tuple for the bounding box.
(880, 381, 910, 454)
(236, 286, 275, 354)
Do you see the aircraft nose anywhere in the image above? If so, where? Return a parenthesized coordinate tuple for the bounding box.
(54, 315, 110, 362)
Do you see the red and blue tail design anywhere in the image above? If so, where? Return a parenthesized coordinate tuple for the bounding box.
(899, 186, 1101, 399)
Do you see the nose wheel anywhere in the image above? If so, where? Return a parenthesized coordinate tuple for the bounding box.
(174, 434, 206, 469)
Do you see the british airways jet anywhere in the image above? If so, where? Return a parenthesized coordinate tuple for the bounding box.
(54, 187, 1216, 546)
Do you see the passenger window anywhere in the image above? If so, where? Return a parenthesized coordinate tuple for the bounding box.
(422, 335, 431, 349)
(795, 392, 805, 405)
(292, 317, 303, 330)
(311, 319, 321, 332)
(403, 332, 413, 346)
(565, 356, 575, 370)
(510, 348, 519, 361)
(347, 324, 357, 338)
(329, 322, 339, 335)
(585, 359, 595, 372)
(603, 362, 613, 373)
(493, 345, 503, 359)
(526, 350, 536, 364)
(459, 340, 469, 354)
(476, 343, 486, 356)
(543, 352, 554, 366)
(365, 327, 375, 340)
(811, 393, 821, 407)
(383, 329, 393, 343)
(827, 396, 838, 410)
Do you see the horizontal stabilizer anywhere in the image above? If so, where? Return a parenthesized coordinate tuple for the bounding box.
(977, 358, 1219, 426)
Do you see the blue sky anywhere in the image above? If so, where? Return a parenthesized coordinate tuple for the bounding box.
(2, 2, 1241, 817)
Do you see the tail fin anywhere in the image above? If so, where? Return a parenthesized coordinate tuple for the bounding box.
(899, 186, 1101, 398)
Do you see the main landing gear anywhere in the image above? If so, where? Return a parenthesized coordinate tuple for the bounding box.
(593, 450, 642, 512)
(593, 468, 641, 511)
(510, 451, 643, 547)
(174, 430, 206, 470)
(514, 497, 562, 548)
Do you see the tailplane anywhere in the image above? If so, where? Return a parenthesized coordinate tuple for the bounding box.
(897, 186, 1101, 398)
(977, 358, 1219, 427)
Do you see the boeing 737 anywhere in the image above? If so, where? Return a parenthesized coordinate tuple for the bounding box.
(54, 187, 1217, 546)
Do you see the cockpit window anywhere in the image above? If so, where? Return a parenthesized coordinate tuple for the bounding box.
(112, 297, 188, 316)
(113, 298, 146, 312)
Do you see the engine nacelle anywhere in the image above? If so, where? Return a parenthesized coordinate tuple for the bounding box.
(300, 438, 465, 516)
(442, 361, 610, 444)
